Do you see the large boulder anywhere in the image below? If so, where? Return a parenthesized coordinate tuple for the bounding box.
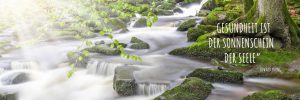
(129, 37, 150, 49)
(154, 9, 174, 16)
(187, 68, 244, 84)
(155, 77, 213, 100)
(84, 45, 121, 55)
(197, 10, 211, 17)
(243, 90, 292, 100)
(133, 18, 147, 28)
(177, 19, 197, 31)
(113, 66, 140, 96)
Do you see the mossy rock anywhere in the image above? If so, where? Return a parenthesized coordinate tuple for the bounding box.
(108, 18, 127, 31)
(113, 66, 140, 96)
(130, 43, 150, 49)
(129, 37, 150, 49)
(187, 68, 244, 84)
(158, 2, 176, 10)
(0, 94, 16, 100)
(84, 46, 121, 55)
(177, 19, 197, 31)
(130, 37, 145, 43)
(154, 77, 213, 100)
(243, 90, 291, 100)
(289, 93, 300, 100)
(133, 17, 147, 28)
(187, 25, 217, 41)
(154, 9, 174, 16)
(197, 10, 211, 17)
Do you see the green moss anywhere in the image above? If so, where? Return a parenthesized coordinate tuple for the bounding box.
(187, 68, 244, 84)
(130, 43, 150, 49)
(243, 90, 291, 100)
(85, 45, 121, 55)
(256, 49, 300, 65)
(177, 19, 197, 31)
(154, 9, 174, 16)
(155, 77, 213, 100)
(158, 2, 175, 10)
(243, 0, 254, 13)
(187, 25, 217, 41)
(129, 37, 150, 49)
(297, 70, 300, 78)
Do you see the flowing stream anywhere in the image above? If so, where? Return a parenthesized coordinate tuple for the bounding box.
(0, 0, 300, 100)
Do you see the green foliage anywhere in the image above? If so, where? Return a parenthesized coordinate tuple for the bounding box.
(243, 90, 291, 100)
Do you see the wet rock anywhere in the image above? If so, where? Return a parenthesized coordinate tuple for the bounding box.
(177, 19, 196, 31)
(158, 2, 175, 10)
(0, 94, 16, 100)
(2, 72, 30, 85)
(133, 17, 147, 28)
(129, 37, 150, 49)
(154, 9, 174, 16)
(155, 77, 213, 100)
(243, 90, 291, 100)
(173, 7, 183, 13)
(197, 10, 211, 17)
(113, 66, 140, 96)
(84, 46, 121, 55)
(187, 68, 244, 84)
(95, 40, 105, 45)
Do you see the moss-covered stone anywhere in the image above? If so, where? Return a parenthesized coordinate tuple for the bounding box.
(154, 77, 213, 100)
(154, 9, 174, 16)
(130, 43, 150, 49)
(133, 17, 147, 28)
(197, 10, 211, 17)
(84, 45, 121, 55)
(187, 68, 244, 84)
(177, 19, 197, 31)
(129, 37, 150, 49)
(243, 90, 291, 100)
(113, 66, 140, 96)
(187, 25, 217, 41)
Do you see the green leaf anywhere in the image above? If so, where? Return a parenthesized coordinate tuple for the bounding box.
(137, 56, 143, 62)
(82, 50, 89, 57)
(108, 34, 113, 39)
(67, 70, 74, 78)
(99, 31, 105, 36)
(78, 56, 83, 61)
(110, 43, 115, 48)
(85, 41, 93, 47)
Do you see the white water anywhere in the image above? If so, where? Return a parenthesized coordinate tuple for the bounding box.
(86, 61, 120, 76)
(137, 83, 169, 96)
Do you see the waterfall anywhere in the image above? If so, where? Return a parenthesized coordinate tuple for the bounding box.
(10, 61, 39, 70)
(86, 61, 120, 76)
(137, 83, 169, 96)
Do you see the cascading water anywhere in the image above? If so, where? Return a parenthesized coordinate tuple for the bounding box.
(86, 61, 120, 76)
(137, 83, 169, 96)
(10, 61, 39, 70)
